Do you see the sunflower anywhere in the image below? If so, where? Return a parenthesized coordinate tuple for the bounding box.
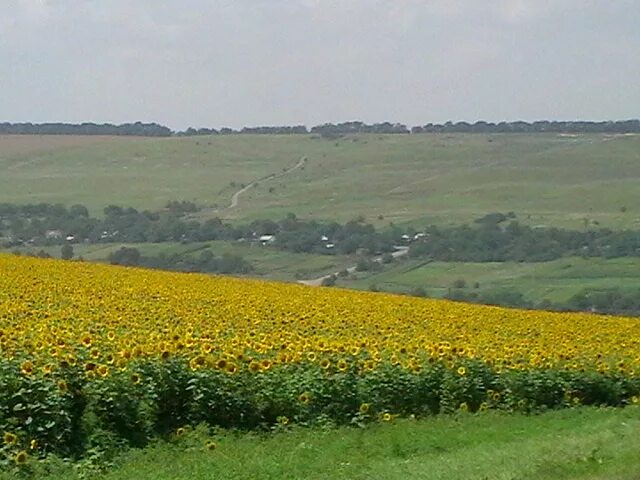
(57, 379, 69, 393)
(248, 361, 261, 373)
(189, 355, 206, 371)
(260, 359, 273, 371)
(320, 359, 331, 370)
(3, 432, 17, 446)
(457, 366, 466, 376)
(20, 360, 34, 376)
(14, 451, 28, 465)
(298, 392, 311, 404)
(130, 373, 142, 385)
(359, 402, 370, 414)
(277, 416, 289, 426)
(176, 427, 185, 437)
(97, 365, 110, 377)
(459, 402, 469, 412)
(206, 440, 217, 451)
(337, 359, 348, 372)
(382, 412, 392, 422)
(29, 439, 38, 450)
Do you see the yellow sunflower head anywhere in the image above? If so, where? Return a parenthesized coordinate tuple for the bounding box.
(14, 451, 28, 465)
(3, 432, 18, 446)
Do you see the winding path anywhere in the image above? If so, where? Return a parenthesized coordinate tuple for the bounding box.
(298, 246, 409, 287)
(225, 156, 307, 211)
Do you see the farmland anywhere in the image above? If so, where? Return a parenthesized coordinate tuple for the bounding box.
(1, 133, 640, 228)
(2, 133, 640, 477)
(340, 256, 640, 304)
(0, 253, 639, 472)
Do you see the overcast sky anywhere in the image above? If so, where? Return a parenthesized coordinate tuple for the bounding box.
(1, 0, 639, 129)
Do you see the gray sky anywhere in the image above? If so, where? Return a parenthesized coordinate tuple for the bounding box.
(1, 0, 639, 129)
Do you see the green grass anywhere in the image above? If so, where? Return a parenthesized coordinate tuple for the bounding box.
(6, 241, 354, 282)
(1, 133, 640, 228)
(341, 256, 640, 303)
(16, 407, 640, 480)
(11, 243, 640, 300)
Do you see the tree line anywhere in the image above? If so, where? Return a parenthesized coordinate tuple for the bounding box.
(108, 246, 252, 275)
(410, 119, 640, 134)
(2, 119, 638, 137)
(2, 204, 640, 262)
(407, 214, 640, 262)
(0, 122, 172, 136)
(0, 203, 401, 256)
(180, 119, 640, 136)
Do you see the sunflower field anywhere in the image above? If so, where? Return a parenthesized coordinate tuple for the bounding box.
(1, 253, 639, 462)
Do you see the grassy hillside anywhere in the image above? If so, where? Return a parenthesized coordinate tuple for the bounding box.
(14, 407, 640, 480)
(341, 256, 640, 304)
(1, 133, 639, 228)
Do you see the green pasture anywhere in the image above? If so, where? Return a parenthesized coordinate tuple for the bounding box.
(1, 133, 639, 228)
(6, 241, 353, 282)
(17, 407, 640, 480)
(341, 256, 640, 303)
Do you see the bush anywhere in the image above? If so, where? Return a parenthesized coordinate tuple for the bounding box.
(409, 287, 428, 298)
(321, 275, 337, 287)
(381, 253, 394, 264)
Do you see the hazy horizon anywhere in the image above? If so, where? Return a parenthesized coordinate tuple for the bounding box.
(1, 1, 639, 130)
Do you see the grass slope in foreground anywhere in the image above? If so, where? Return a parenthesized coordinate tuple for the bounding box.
(1, 133, 640, 228)
(16, 407, 640, 480)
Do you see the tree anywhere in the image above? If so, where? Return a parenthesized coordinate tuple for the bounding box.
(109, 247, 141, 266)
(410, 287, 427, 297)
(69, 204, 89, 218)
(452, 278, 467, 289)
(61, 244, 74, 260)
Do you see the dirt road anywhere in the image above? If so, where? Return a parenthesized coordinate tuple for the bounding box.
(298, 246, 409, 287)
